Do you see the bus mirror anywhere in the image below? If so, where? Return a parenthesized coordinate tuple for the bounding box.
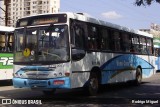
(71, 48, 85, 61)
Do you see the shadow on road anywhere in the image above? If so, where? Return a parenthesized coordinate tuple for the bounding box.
(1, 74, 160, 106)
(0, 81, 160, 106)
(0, 80, 13, 86)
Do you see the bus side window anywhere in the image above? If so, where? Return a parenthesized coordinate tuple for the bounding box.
(146, 38, 153, 54)
(139, 37, 147, 54)
(0, 34, 5, 52)
(121, 33, 130, 52)
(0, 44, 5, 52)
(87, 25, 98, 50)
(100, 28, 111, 50)
(7, 34, 14, 52)
(112, 31, 121, 51)
(70, 21, 85, 49)
(131, 35, 139, 53)
(155, 48, 158, 57)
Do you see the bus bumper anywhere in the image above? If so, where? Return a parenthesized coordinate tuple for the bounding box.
(12, 77, 71, 89)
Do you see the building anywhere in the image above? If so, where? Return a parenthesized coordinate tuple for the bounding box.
(0, 0, 60, 27)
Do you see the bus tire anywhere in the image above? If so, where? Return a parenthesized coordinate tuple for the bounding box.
(42, 89, 56, 96)
(87, 72, 99, 96)
(134, 67, 142, 86)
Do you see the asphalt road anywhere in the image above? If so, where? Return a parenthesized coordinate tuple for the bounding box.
(0, 73, 160, 107)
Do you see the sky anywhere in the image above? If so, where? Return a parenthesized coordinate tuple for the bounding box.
(60, 0, 160, 30)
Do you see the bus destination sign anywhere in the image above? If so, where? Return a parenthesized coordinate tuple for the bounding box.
(32, 17, 59, 25)
(16, 14, 67, 27)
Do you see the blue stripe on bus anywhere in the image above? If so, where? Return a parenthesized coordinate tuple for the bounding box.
(100, 54, 154, 84)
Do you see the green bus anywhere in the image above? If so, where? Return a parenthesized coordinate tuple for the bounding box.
(0, 26, 14, 80)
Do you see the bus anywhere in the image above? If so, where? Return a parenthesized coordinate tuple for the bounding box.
(153, 37, 160, 72)
(12, 12, 155, 95)
(0, 26, 14, 80)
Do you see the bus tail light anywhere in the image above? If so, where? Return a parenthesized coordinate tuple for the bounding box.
(53, 80, 65, 85)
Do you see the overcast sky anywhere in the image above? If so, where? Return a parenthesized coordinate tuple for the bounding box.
(60, 0, 160, 30)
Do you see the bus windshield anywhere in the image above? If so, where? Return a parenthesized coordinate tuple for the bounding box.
(14, 25, 69, 64)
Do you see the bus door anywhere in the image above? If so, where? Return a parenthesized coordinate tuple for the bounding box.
(155, 48, 160, 72)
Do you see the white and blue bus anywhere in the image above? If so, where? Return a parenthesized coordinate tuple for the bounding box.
(12, 12, 155, 95)
(0, 26, 14, 80)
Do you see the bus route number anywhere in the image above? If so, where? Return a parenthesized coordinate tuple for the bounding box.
(0, 57, 13, 66)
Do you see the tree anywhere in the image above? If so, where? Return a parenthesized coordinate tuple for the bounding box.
(135, 0, 160, 6)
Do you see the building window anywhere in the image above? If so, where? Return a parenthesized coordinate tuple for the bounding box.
(52, 8, 54, 13)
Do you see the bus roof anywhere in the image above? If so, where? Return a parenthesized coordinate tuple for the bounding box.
(16, 12, 153, 38)
(137, 30, 153, 38)
(0, 26, 15, 32)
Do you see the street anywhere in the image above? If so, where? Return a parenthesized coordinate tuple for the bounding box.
(0, 73, 160, 107)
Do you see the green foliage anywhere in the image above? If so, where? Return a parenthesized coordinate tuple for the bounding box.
(135, 0, 160, 6)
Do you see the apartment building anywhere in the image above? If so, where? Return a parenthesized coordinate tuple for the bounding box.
(0, 0, 60, 26)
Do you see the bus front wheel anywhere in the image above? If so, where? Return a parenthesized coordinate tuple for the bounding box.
(134, 67, 142, 86)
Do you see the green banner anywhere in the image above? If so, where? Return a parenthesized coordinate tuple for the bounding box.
(0, 53, 13, 69)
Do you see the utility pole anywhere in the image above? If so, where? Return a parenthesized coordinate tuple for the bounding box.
(0, 0, 9, 26)
(4, 0, 9, 26)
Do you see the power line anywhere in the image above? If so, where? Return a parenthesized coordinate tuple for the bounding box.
(0, 7, 5, 12)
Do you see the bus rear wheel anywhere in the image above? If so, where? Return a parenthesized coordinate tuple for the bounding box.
(87, 72, 99, 96)
(42, 89, 56, 96)
(134, 67, 142, 86)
